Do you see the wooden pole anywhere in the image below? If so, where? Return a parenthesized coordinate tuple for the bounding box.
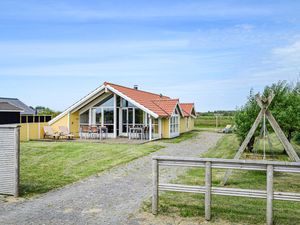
(205, 162, 212, 221)
(222, 109, 264, 185)
(152, 158, 159, 215)
(149, 115, 152, 141)
(266, 111, 300, 161)
(14, 126, 20, 197)
(266, 165, 274, 225)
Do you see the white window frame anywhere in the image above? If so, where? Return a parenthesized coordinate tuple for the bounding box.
(169, 108, 180, 138)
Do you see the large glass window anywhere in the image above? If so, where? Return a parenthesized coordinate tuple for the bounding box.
(103, 108, 114, 124)
(135, 108, 143, 125)
(170, 114, 179, 134)
(122, 99, 135, 107)
(80, 110, 89, 124)
(95, 108, 102, 125)
(103, 108, 114, 133)
(94, 95, 114, 107)
(152, 118, 159, 139)
(80, 95, 115, 133)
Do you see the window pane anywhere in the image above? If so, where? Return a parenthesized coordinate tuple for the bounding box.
(128, 108, 133, 124)
(80, 110, 89, 124)
(135, 109, 143, 124)
(122, 99, 128, 107)
(117, 96, 121, 107)
(103, 108, 114, 124)
(95, 108, 102, 125)
(94, 95, 114, 107)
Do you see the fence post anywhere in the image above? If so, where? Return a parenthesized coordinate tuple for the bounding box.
(152, 158, 159, 215)
(266, 165, 273, 225)
(205, 161, 212, 221)
(14, 126, 20, 197)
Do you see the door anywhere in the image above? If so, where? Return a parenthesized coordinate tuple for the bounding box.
(120, 108, 134, 136)
(121, 108, 128, 136)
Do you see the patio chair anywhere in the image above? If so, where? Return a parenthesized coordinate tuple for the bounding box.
(43, 126, 61, 139)
(80, 125, 90, 139)
(90, 126, 99, 139)
(143, 126, 149, 140)
(59, 126, 75, 139)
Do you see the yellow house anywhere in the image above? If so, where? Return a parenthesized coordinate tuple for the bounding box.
(49, 82, 196, 140)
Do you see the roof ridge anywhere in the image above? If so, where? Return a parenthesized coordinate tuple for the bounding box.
(104, 82, 170, 98)
(153, 98, 179, 102)
(0, 97, 19, 100)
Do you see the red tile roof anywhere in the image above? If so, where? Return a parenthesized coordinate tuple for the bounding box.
(180, 103, 195, 117)
(152, 99, 180, 116)
(105, 82, 183, 117)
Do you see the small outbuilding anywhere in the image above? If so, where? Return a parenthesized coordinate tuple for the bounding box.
(0, 102, 23, 125)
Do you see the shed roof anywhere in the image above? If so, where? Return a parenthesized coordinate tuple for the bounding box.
(0, 97, 35, 115)
(0, 102, 23, 112)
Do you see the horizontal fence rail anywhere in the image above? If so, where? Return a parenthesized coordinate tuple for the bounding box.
(152, 156, 300, 225)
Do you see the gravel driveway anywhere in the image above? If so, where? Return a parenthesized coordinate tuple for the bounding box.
(0, 132, 223, 225)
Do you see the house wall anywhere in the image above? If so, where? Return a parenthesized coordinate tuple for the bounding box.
(69, 112, 80, 137)
(189, 117, 195, 130)
(50, 111, 80, 138)
(180, 117, 188, 133)
(161, 117, 170, 138)
(180, 116, 195, 134)
(50, 113, 69, 134)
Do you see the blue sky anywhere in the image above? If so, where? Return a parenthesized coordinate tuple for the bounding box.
(0, 0, 299, 112)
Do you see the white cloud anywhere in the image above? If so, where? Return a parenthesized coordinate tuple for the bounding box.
(272, 40, 300, 65)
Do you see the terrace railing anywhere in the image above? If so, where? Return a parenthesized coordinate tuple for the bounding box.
(152, 156, 300, 225)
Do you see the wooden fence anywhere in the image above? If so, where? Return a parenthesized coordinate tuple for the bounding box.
(19, 115, 52, 141)
(0, 124, 20, 197)
(152, 156, 300, 225)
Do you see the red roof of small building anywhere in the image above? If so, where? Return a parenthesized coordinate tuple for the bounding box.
(105, 82, 183, 117)
(180, 103, 195, 117)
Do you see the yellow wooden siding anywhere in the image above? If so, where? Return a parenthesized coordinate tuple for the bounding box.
(20, 122, 48, 141)
(50, 114, 69, 134)
(50, 112, 80, 138)
(161, 118, 170, 138)
(180, 117, 188, 133)
(189, 117, 195, 130)
(69, 112, 80, 137)
(179, 116, 195, 134)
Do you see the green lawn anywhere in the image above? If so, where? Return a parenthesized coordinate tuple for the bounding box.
(161, 131, 199, 144)
(145, 134, 300, 225)
(20, 141, 163, 197)
(195, 115, 234, 128)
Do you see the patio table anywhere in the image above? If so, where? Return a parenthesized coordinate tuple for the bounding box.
(129, 127, 144, 140)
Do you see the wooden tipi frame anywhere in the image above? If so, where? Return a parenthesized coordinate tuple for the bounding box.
(222, 93, 300, 185)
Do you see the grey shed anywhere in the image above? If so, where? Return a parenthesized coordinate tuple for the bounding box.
(0, 97, 36, 115)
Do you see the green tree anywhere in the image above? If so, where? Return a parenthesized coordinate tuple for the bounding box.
(234, 80, 300, 151)
(35, 106, 61, 118)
